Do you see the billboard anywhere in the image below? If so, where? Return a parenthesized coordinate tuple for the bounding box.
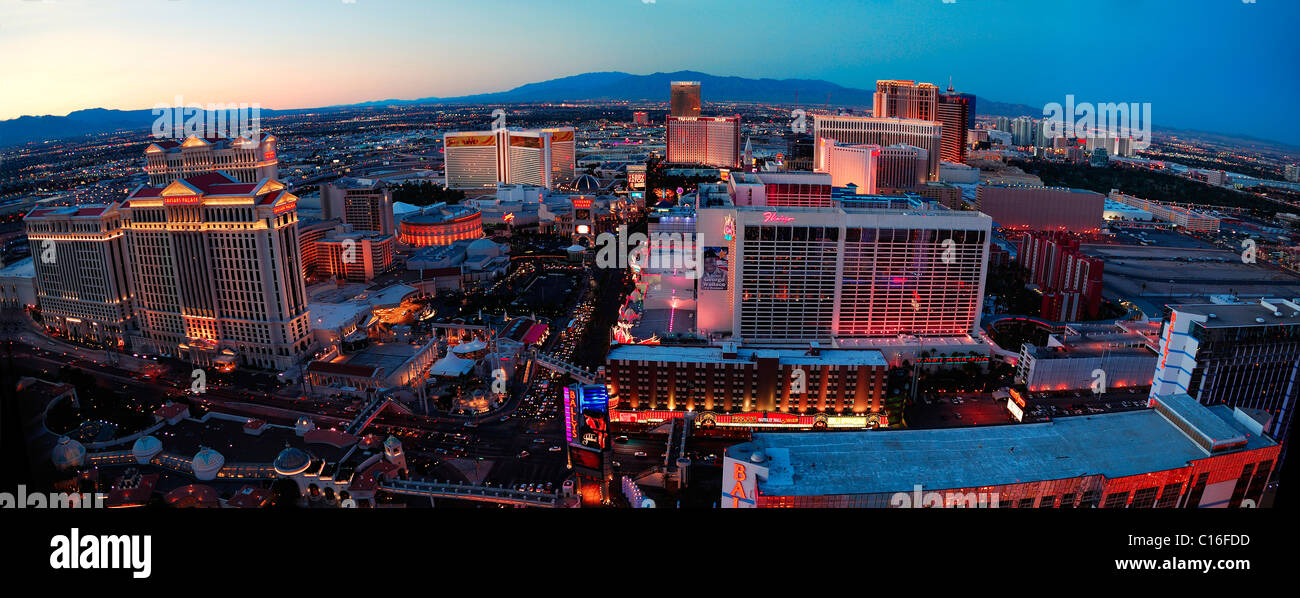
(569, 385, 609, 452)
(700, 247, 729, 291)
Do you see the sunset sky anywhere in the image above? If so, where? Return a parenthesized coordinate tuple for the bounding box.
(2, 0, 1297, 144)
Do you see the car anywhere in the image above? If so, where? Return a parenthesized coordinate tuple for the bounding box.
(548, 446, 561, 452)
(517, 450, 529, 458)
(614, 435, 629, 443)
(533, 438, 546, 444)
(955, 413, 962, 419)
(634, 451, 648, 457)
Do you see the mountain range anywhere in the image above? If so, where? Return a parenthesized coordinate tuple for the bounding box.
(0, 71, 1289, 150)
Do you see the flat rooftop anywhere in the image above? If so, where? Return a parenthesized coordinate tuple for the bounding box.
(607, 344, 888, 367)
(1172, 300, 1300, 327)
(733, 402, 1275, 497)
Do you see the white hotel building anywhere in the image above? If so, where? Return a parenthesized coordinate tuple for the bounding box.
(121, 173, 313, 370)
(695, 199, 992, 344)
(144, 135, 279, 186)
(812, 115, 943, 182)
(24, 204, 135, 346)
(444, 128, 576, 190)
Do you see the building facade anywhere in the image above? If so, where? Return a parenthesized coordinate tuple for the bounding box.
(816, 140, 879, 194)
(976, 185, 1105, 233)
(665, 116, 740, 168)
(321, 178, 395, 236)
(398, 204, 484, 247)
(727, 171, 834, 208)
(444, 128, 576, 190)
(1150, 300, 1300, 469)
(605, 343, 889, 418)
(812, 115, 942, 182)
(144, 135, 278, 186)
(723, 393, 1279, 508)
(936, 92, 971, 163)
(670, 81, 702, 117)
(23, 204, 135, 346)
(695, 200, 992, 342)
(1018, 230, 1104, 320)
(873, 80, 938, 121)
(121, 173, 312, 370)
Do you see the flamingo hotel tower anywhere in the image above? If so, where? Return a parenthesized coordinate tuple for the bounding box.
(443, 127, 576, 190)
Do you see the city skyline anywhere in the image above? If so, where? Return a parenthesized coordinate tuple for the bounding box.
(3, 0, 1299, 145)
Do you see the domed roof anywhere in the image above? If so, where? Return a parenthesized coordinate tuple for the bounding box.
(132, 435, 162, 457)
(566, 244, 586, 253)
(467, 237, 503, 259)
(273, 446, 311, 476)
(194, 447, 224, 467)
(51, 436, 86, 470)
(573, 174, 600, 192)
(192, 447, 225, 480)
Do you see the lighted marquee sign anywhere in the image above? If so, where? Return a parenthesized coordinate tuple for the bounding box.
(721, 215, 736, 241)
(572, 198, 594, 209)
(163, 195, 202, 206)
(917, 355, 990, 365)
(762, 212, 796, 224)
(610, 410, 883, 429)
(563, 387, 577, 445)
(569, 385, 609, 452)
(1007, 398, 1024, 422)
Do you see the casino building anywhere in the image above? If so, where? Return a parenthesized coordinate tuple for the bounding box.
(722, 393, 1280, 508)
(121, 172, 313, 370)
(398, 203, 484, 247)
(143, 134, 278, 186)
(605, 342, 889, 426)
(444, 127, 576, 190)
(695, 196, 992, 343)
(23, 203, 135, 346)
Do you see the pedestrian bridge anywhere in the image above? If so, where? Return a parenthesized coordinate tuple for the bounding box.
(378, 478, 560, 508)
(532, 351, 600, 384)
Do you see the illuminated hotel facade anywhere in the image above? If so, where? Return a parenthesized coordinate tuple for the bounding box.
(812, 115, 942, 181)
(727, 172, 833, 208)
(670, 81, 702, 117)
(1150, 300, 1300, 468)
(605, 343, 889, 420)
(975, 185, 1104, 233)
(24, 204, 135, 346)
(816, 141, 879, 194)
(936, 90, 971, 163)
(443, 128, 576, 190)
(665, 116, 740, 168)
(872, 80, 938, 121)
(695, 200, 992, 343)
(121, 172, 313, 370)
(723, 393, 1279, 508)
(321, 178, 395, 236)
(144, 135, 279, 186)
(397, 204, 484, 247)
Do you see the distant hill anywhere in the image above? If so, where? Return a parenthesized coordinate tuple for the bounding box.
(0, 107, 295, 148)
(2, 71, 1293, 150)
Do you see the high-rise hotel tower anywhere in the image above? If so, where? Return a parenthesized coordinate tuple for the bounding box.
(812, 114, 943, 181)
(443, 128, 576, 190)
(121, 173, 312, 369)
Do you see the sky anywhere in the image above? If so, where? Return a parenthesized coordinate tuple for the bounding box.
(2, 0, 1298, 145)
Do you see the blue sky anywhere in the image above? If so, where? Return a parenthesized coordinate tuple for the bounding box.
(2, 0, 1297, 144)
